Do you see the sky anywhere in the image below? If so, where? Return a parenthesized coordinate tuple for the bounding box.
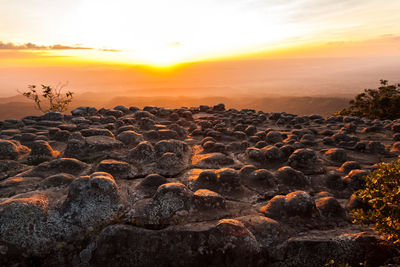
(0, 0, 400, 97)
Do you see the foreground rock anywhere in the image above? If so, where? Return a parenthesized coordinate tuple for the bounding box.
(0, 106, 398, 266)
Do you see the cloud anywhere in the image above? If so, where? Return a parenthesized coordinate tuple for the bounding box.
(0, 41, 123, 52)
(99, 48, 123, 52)
(0, 41, 92, 50)
(48, 44, 92, 50)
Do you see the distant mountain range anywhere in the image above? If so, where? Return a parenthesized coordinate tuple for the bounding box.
(0, 93, 349, 120)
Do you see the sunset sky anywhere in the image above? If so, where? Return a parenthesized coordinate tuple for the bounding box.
(1, 0, 400, 97)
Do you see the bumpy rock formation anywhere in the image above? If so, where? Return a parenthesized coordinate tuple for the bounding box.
(0, 104, 398, 266)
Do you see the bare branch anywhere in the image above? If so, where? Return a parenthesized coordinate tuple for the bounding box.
(19, 83, 74, 113)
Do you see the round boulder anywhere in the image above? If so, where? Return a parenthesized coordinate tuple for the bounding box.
(0, 194, 51, 256)
(316, 197, 347, 219)
(151, 182, 193, 219)
(338, 161, 361, 174)
(276, 166, 310, 188)
(154, 139, 188, 158)
(259, 195, 286, 219)
(128, 141, 156, 163)
(284, 191, 318, 218)
(189, 170, 219, 192)
(0, 140, 29, 160)
(157, 152, 186, 176)
(324, 171, 346, 191)
(238, 165, 258, 180)
(246, 147, 265, 162)
(61, 172, 121, 226)
(266, 131, 283, 144)
(215, 168, 241, 191)
(247, 169, 276, 189)
(193, 189, 225, 209)
(97, 159, 139, 179)
(27, 140, 60, 165)
(116, 131, 144, 146)
(262, 146, 284, 162)
(344, 169, 368, 190)
(325, 148, 347, 163)
(288, 148, 319, 172)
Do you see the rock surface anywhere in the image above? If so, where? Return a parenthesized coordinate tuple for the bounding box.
(0, 105, 398, 266)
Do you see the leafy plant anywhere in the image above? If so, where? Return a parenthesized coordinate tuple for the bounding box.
(19, 83, 74, 113)
(351, 157, 400, 245)
(335, 80, 400, 120)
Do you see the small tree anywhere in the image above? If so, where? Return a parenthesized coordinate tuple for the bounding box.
(335, 80, 400, 120)
(352, 157, 400, 245)
(20, 83, 74, 113)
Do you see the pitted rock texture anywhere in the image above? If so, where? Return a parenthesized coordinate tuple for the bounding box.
(0, 105, 398, 266)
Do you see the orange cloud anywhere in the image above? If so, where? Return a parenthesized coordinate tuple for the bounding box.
(0, 41, 92, 50)
(0, 41, 123, 52)
(99, 48, 123, 52)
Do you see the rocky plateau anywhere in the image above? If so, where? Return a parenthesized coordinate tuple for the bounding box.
(0, 104, 399, 266)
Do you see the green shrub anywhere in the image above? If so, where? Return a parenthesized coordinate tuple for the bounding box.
(335, 80, 400, 120)
(351, 157, 400, 245)
(19, 84, 74, 113)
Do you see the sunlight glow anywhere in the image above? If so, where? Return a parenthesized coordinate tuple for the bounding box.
(70, 0, 297, 66)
